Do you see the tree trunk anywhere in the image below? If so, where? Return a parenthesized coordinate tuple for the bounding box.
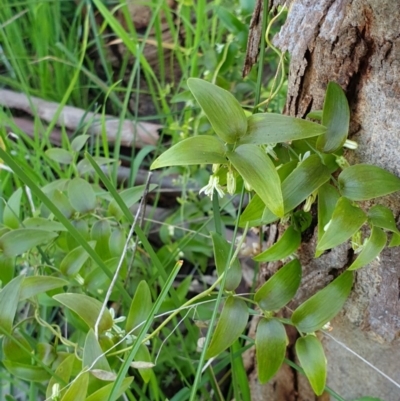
(248, 1, 400, 400)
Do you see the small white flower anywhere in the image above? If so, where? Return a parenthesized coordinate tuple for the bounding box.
(343, 139, 358, 150)
(299, 151, 311, 163)
(303, 191, 317, 212)
(51, 383, 60, 400)
(265, 143, 278, 160)
(226, 170, 236, 195)
(199, 175, 225, 200)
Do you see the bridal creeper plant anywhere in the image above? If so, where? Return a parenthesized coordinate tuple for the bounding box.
(151, 78, 400, 396)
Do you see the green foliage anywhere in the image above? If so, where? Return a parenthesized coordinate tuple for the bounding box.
(0, 1, 399, 399)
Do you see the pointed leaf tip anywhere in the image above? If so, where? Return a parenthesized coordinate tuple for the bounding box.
(187, 78, 247, 143)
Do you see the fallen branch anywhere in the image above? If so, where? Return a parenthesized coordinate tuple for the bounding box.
(0, 89, 161, 148)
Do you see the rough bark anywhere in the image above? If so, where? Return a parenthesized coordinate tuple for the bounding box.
(249, 1, 400, 400)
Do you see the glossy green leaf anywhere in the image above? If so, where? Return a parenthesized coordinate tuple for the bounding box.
(67, 219, 89, 250)
(242, 113, 326, 145)
(109, 228, 125, 258)
(0, 228, 58, 257)
(150, 136, 227, 169)
(46, 148, 74, 164)
(60, 242, 96, 276)
(316, 82, 350, 153)
(206, 296, 248, 358)
(134, 343, 153, 383)
(3, 187, 22, 229)
(83, 330, 111, 371)
(3, 330, 33, 363)
(36, 343, 56, 366)
(54, 293, 113, 333)
(46, 354, 76, 399)
(307, 110, 323, 121)
(292, 271, 353, 333)
(239, 195, 267, 227)
(187, 78, 247, 143)
(368, 205, 400, 234)
(228, 144, 284, 217)
(211, 231, 242, 291)
(50, 190, 74, 219)
(23, 217, 66, 232)
(85, 377, 133, 401)
(71, 134, 90, 152)
(339, 164, 400, 200)
(317, 197, 367, 252)
(0, 275, 23, 334)
(256, 318, 287, 383)
(20, 276, 68, 300)
(108, 184, 157, 220)
(296, 335, 327, 395)
(126, 280, 152, 335)
(254, 259, 302, 311)
(282, 154, 331, 213)
(60, 371, 89, 401)
(317, 183, 340, 244)
(0, 255, 14, 285)
(91, 220, 111, 260)
(68, 178, 97, 213)
(348, 227, 386, 270)
(254, 226, 301, 262)
(3, 360, 51, 382)
(389, 232, 400, 247)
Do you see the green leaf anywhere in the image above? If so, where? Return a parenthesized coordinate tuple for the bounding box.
(389, 232, 400, 247)
(60, 371, 88, 401)
(126, 280, 153, 335)
(317, 197, 367, 252)
(20, 276, 68, 300)
(91, 220, 111, 260)
(134, 343, 153, 383)
(338, 164, 400, 200)
(292, 271, 353, 333)
(23, 217, 66, 231)
(3, 188, 22, 229)
(46, 148, 74, 164)
(60, 242, 96, 276)
(368, 205, 400, 234)
(206, 296, 248, 358)
(0, 255, 14, 285)
(50, 190, 74, 219)
(85, 377, 133, 401)
(211, 232, 242, 291)
(36, 343, 56, 366)
(150, 136, 227, 169)
(108, 228, 126, 258)
(348, 227, 386, 270)
(242, 113, 326, 145)
(71, 134, 90, 152)
(254, 259, 302, 311)
(295, 335, 327, 395)
(68, 178, 97, 213)
(256, 318, 287, 383)
(53, 293, 113, 333)
(0, 275, 23, 334)
(46, 354, 76, 399)
(83, 330, 111, 371)
(317, 183, 340, 244)
(228, 144, 283, 217)
(316, 82, 350, 153)
(2, 360, 51, 382)
(108, 184, 157, 220)
(254, 226, 301, 262)
(282, 154, 332, 213)
(2, 330, 33, 363)
(0, 228, 58, 257)
(187, 78, 247, 143)
(351, 398, 384, 401)
(239, 195, 267, 227)
(306, 110, 323, 121)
